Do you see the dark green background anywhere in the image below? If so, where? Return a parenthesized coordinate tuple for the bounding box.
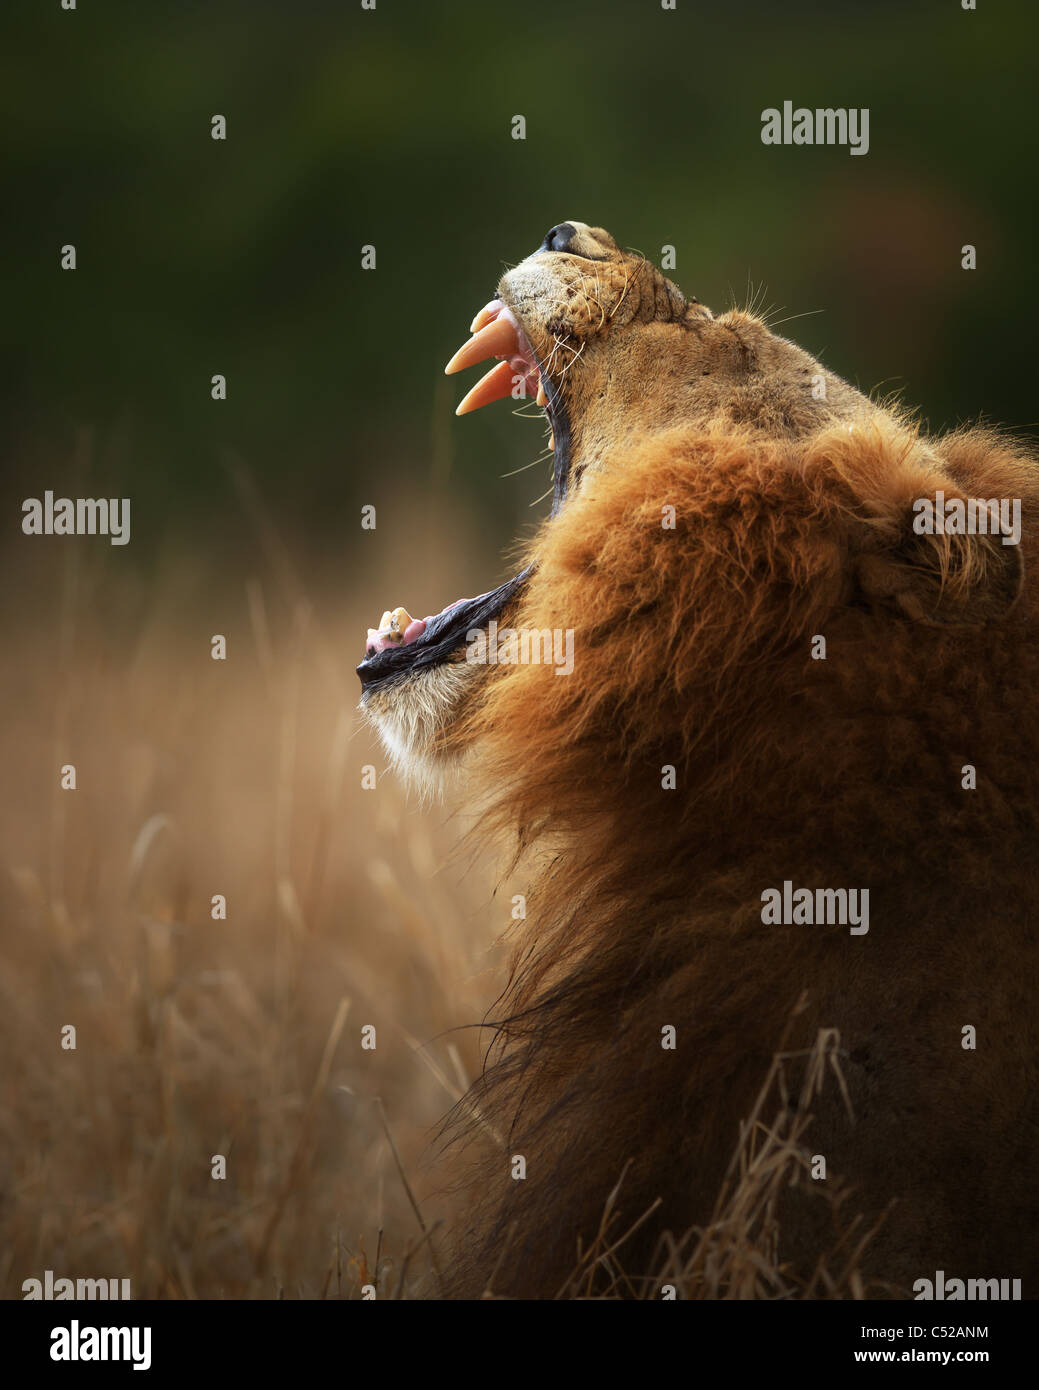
(3, 0, 1035, 565)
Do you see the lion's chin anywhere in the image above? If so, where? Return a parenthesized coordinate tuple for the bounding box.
(359, 656, 481, 800)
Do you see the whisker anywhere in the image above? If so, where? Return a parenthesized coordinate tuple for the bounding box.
(556, 340, 586, 380)
(593, 267, 607, 329)
(500, 453, 551, 479)
(608, 259, 646, 321)
(768, 308, 826, 329)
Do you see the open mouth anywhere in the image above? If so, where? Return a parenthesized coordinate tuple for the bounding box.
(356, 295, 571, 691)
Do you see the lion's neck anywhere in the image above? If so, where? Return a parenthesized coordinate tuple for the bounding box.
(564, 316, 871, 478)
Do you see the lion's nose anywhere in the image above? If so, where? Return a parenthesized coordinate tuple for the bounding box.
(539, 222, 577, 253)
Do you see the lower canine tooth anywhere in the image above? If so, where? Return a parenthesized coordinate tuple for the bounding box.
(389, 606, 413, 636)
(375, 606, 415, 644)
(548, 430, 555, 451)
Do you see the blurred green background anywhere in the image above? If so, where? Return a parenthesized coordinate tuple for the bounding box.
(2, 0, 1036, 579)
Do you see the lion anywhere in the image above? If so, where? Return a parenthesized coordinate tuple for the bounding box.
(358, 221, 1039, 1299)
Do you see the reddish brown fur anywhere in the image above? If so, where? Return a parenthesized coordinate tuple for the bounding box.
(442, 417, 1039, 1298)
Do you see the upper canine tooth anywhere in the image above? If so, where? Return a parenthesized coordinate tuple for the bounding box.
(456, 359, 517, 415)
(536, 380, 548, 407)
(379, 610, 393, 630)
(470, 299, 503, 333)
(444, 314, 519, 375)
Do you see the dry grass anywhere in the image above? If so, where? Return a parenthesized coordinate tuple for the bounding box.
(480, 1015, 882, 1301)
(0, 518, 507, 1300)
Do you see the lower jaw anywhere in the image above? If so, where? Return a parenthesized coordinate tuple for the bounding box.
(356, 567, 534, 692)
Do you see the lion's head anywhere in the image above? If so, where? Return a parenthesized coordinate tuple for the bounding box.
(357, 219, 879, 784)
(357, 222, 1039, 1299)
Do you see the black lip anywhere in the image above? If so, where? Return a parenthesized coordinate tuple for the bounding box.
(357, 568, 534, 690)
(541, 369, 573, 516)
(356, 317, 573, 693)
